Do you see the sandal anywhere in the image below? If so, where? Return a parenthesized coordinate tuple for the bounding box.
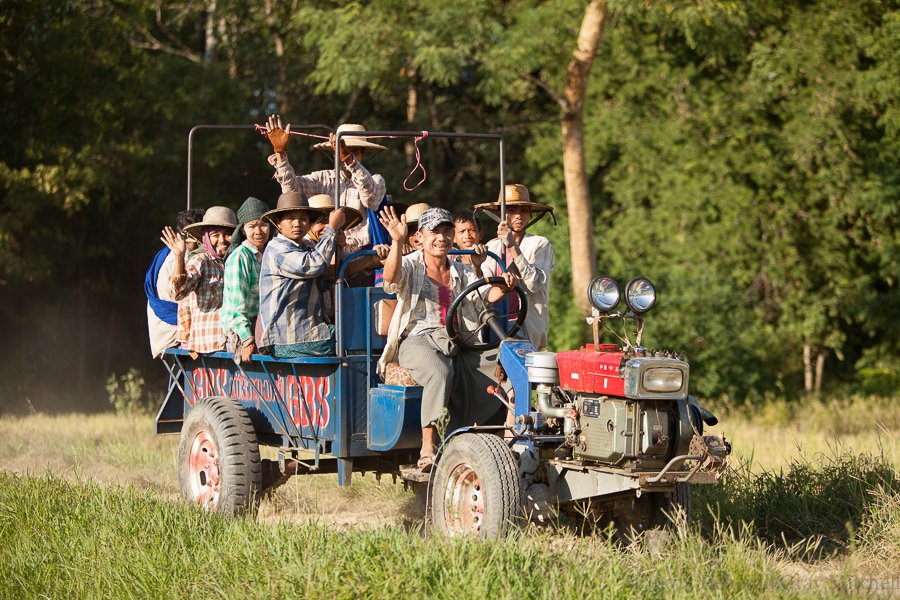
(417, 453, 435, 473)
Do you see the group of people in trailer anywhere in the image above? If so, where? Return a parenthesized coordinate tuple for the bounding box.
(144, 117, 556, 471)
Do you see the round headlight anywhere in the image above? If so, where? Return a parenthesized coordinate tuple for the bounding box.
(588, 276, 620, 312)
(624, 277, 656, 314)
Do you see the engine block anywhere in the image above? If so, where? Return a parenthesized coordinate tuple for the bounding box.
(573, 395, 694, 469)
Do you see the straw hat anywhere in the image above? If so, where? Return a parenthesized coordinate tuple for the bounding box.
(404, 203, 432, 231)
(473, 184, 555, 228)
(183, 206, 238, 240)
(307, 194, 363, 230)
(261, 192, 326, 225)
(312, 124, 387, 153)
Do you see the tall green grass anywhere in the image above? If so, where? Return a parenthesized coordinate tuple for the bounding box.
(0, 472, 865, 600)
(694, 450, 900, 558)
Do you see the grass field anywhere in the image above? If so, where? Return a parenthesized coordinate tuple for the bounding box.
(1, 395, 899, 598)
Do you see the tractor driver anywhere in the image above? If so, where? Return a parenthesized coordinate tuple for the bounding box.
(376, 206, 521, 472)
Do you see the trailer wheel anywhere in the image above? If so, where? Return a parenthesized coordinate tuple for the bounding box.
(177, 396, 261, 514)
(430, 433, 522, 538)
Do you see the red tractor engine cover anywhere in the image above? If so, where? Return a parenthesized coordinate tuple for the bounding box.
(557, 346, 626, 395)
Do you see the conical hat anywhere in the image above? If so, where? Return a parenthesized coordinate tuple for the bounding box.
(307, 194, 363, 230)
(312, 124, 387, 152)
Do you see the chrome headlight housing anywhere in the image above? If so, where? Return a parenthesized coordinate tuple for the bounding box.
(588, 276, 620, 312)
(642, 367, 684, 393)
(624, 277, 657, 314)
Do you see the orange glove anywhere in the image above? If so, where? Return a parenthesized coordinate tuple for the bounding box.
(268, 127, 291, 153)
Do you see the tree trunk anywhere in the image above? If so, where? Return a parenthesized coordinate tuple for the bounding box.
(814, 348, 827, 392)
(562, 0, 606, 316)
(203, 0, 218, 64)
(803, 343, 813, 393)
(405, 67, 418, 168)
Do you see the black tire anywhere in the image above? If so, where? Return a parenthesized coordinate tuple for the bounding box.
(177, 396, 261, 514)
(654, 483, 691, 528)
(430, 433, 523, 538)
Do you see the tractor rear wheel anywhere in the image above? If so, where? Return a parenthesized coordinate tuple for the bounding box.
(430, 433, 522, 538)
(177, 396, 261, 514)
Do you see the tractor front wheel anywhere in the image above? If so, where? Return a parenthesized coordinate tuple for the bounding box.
(430, 433, 522, 538)
(177, 396, 261, 514)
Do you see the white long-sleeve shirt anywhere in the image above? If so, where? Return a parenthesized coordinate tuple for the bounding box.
(481, 234, 555, 350)
(268, 154, 386, 252)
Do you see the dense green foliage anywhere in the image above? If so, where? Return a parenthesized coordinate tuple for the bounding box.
(1, 0, 899, 410)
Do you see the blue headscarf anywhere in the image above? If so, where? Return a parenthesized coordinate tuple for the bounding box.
(367, 195, 392, 246)
(144, 247, 178, 325)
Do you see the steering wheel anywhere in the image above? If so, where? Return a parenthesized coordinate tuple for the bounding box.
(446, 277, 528, 352)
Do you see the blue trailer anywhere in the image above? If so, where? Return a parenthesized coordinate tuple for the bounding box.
(156, 126, 730, 539)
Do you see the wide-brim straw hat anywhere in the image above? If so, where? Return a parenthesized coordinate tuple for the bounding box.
(307, 194, 363, 230)
(183, 206, 238, 240)
(473, 184, 556, 228)
(261, 191, 326, 225)
(404, 202, 432, 231)
(230, 197, 271, 250)
(312, 124, 387, 153)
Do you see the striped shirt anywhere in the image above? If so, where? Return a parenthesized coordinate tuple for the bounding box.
(169, 252, 226, 354)
(220, 240, 262, 342)
(268, 154, 386, 251)
(259, 230, 337, 347)
(377, 252, 490, 377)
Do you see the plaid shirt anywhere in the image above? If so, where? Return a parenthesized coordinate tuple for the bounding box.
(377, 253, 490, 377)
(259, 230, 337, 347)
(268, 154, 385, 251)
(220, 241, 262, 342)
(170, 252, 226, 354)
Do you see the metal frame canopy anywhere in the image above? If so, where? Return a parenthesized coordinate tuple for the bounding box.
(185, 123, 335, 209)
(330, 128, 507, 270)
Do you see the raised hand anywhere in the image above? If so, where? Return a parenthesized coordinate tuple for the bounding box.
(329, 133, 353, 164)
(161, 226, 186, 257)
(266, 114, 291, 153)
(378, 206, 408, 242)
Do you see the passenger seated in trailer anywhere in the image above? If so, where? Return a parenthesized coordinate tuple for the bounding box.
(258, 192, 346, 359)
(305, 193, 389, 319)
(176, 210, 209, 351)
(220, 197, 271, 363)
(451, 210, 487, 270)
(307, 194, 389, 279)
(146, 208, 204, 358)
(161, 207, 237, 356)
(402, 203, 431, 253)
(265, 115, 387, 255)
(376, 207, 521, 471)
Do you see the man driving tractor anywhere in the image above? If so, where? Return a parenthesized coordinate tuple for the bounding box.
(376, 206, 521, 471)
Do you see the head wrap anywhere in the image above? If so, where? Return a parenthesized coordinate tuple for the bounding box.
(202, 228, 228, 261)
(229, 197, 271, 253)
(417, 208, 453, 232)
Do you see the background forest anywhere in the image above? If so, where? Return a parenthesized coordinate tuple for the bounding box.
(2, 0, 899, 413)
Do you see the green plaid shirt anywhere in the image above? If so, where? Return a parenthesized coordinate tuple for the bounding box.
(220, 241, 262, 341)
